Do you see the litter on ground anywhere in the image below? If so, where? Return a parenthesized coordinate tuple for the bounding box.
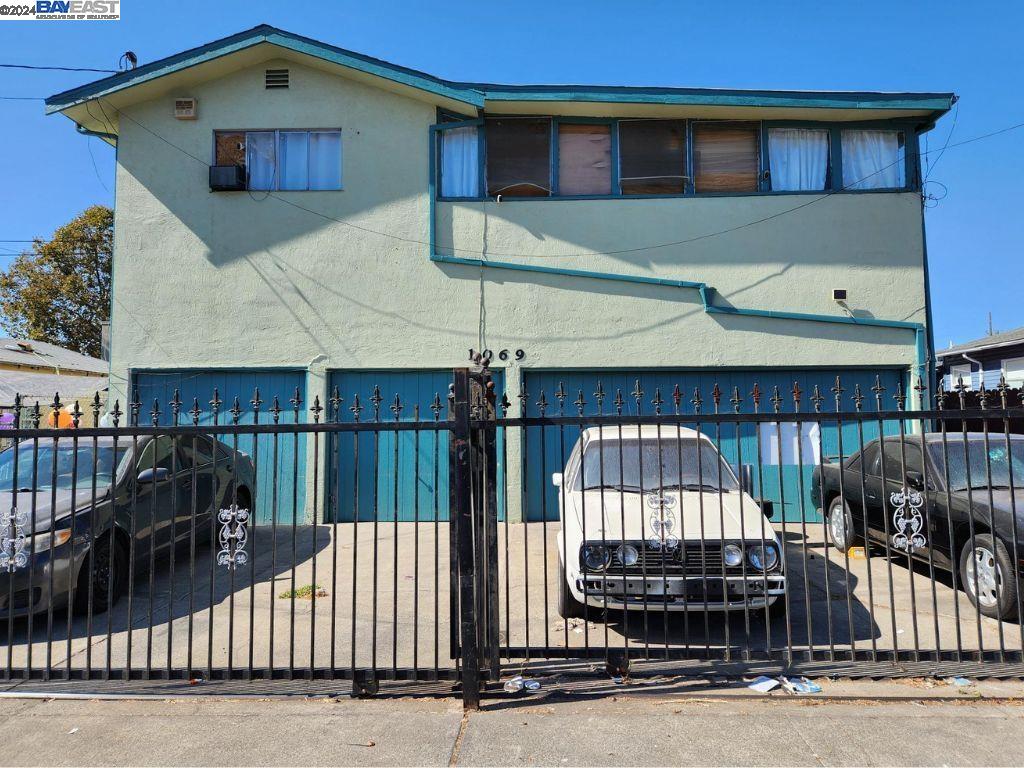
(747, 676, 781, 693)
(780, 676, 822, 694)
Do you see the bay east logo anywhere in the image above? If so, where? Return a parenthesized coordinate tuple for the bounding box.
(0, 1, 120, 19)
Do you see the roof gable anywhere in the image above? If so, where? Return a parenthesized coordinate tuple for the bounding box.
(45, 24, 486, 115)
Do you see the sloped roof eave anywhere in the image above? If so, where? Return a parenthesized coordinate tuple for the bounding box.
(45, 25, 485, 115)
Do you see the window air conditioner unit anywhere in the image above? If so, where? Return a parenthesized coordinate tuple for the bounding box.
(174, 98, 197, 119)
(209, 165, 245, 191)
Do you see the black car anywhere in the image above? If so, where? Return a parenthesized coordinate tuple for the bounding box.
(811, 433, 1024, 620)
(0, 434, 255, 619)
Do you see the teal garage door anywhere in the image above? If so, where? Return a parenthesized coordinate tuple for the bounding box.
(329, 370, 504, 522)
(133, 369, 307, 525)
(522, 369, 904, 523)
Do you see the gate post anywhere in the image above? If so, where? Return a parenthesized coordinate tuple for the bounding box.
(451, 368, 481, 709)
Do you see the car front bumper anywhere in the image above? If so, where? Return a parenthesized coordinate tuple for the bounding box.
(575, 573, 786, 612)
(0, 539, 84, 620)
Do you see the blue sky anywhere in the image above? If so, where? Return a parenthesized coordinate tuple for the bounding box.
(0, 0, 1020, 347)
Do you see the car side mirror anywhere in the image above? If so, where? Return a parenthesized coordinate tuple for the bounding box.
(137, 467, 170, 484)
(551, 472, 563, 488)
(759, 499, 775, 519)
(905, 470, 925, 491)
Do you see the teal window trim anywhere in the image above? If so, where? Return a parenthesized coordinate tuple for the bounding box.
(432, 118, 485, 200)
(436, 116, 924, 202)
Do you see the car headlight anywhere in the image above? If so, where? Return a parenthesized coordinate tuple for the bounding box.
(29, 528, 72, 553)
(615, 544, 639, 567)
(723, 543, 744, 568)
(747, 542, 779, 571)
(582, 544, 611, 572)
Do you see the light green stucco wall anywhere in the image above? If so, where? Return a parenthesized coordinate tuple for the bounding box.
(107, 58, 927, 520)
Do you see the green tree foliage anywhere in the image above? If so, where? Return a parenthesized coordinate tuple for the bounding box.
(0, 205, 112, 358)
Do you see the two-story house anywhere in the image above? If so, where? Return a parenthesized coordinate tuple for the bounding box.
(45, 25, 953, 525)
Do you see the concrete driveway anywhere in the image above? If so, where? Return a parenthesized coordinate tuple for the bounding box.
(2, 521, 1020, 679)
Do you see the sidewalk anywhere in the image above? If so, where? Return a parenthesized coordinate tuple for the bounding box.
(0, 680, 1022, 767)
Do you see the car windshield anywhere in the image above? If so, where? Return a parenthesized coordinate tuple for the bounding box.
(577, 438, 739, 492)
(0, 442, 128, 491)
(928, 439, 1024, 492)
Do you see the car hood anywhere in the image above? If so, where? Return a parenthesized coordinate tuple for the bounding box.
(5, 486, 109, 532)
(569, 489, 776, 542)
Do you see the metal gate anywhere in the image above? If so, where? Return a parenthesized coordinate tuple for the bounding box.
(455, 365, 1024, 708)
(1, 367, 1023, 709)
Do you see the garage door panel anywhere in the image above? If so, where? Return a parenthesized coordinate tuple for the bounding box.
(523, 369, 904, 523)
(133, 370, 307, 525)
(330, 370, 504, 523)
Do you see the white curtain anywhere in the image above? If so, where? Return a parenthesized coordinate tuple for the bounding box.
(842, 130, 905, 190)
(309, 131, 342, 190)
(278, 131, 309, 191)
(759, 422, 822, 466)
(246, 132, 276, 190)
(768, 128, 829, 191)
(441, 126, 479, 197)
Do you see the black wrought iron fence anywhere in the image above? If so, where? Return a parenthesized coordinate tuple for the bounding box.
(0, 372, 1022, 709)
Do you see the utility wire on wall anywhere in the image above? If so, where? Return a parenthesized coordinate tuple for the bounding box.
(100, 98, 1024, 261)
(5, 96, 1024, 257)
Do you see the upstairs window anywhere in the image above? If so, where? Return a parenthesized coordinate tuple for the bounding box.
(485, 119, 551, 197)
(767, 128, 829, 192)
(440, 126, 480, 197)
(841, 129, 905, 190)
(692, 123, 760, 193)
(618, 120, 686, 195)
(214, 129, 342, 191)
(557, 123, 612, 195)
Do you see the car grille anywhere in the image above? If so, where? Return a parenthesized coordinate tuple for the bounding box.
(603, 542, 763, 577)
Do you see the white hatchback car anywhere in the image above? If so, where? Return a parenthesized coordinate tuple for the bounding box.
(552, 426, 786, 618)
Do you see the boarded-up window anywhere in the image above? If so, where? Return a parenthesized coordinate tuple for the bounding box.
(215, 131, 246, 168)
(692, 123, 760, 193)
(618, 120, 686, 194)
(485, 119, 551, 197)
(557, 123, 611, 195)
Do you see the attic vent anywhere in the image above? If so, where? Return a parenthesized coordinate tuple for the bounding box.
(173, 97, 197, 120)
(265, 68, 289, 89)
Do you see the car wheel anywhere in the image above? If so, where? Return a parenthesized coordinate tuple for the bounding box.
(826, 497, 861, 551)
(557, 555, 586, 620)
(960, 534, 1019, 621)
(73, 535, 126, 615)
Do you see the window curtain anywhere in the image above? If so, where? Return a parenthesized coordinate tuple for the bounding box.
(309, 131, 342, 190)
(278, 132, 309, 190)
(768, 128, 829, 191)
(842, 130, 905, 190)
(557, 123, 612, 195)
(441, 126, 479, 197)
(246, 131, 276, 190)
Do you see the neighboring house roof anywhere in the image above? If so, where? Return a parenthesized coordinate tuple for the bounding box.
(0, 338, 107, 375)
(936, 326, 1024, 360)
(46, 24, 955, 132)
(0, 371, 107, 406)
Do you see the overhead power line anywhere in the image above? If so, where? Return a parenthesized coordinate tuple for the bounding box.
(0, 63, 118, 73)
(7, 98, 1024, 259)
